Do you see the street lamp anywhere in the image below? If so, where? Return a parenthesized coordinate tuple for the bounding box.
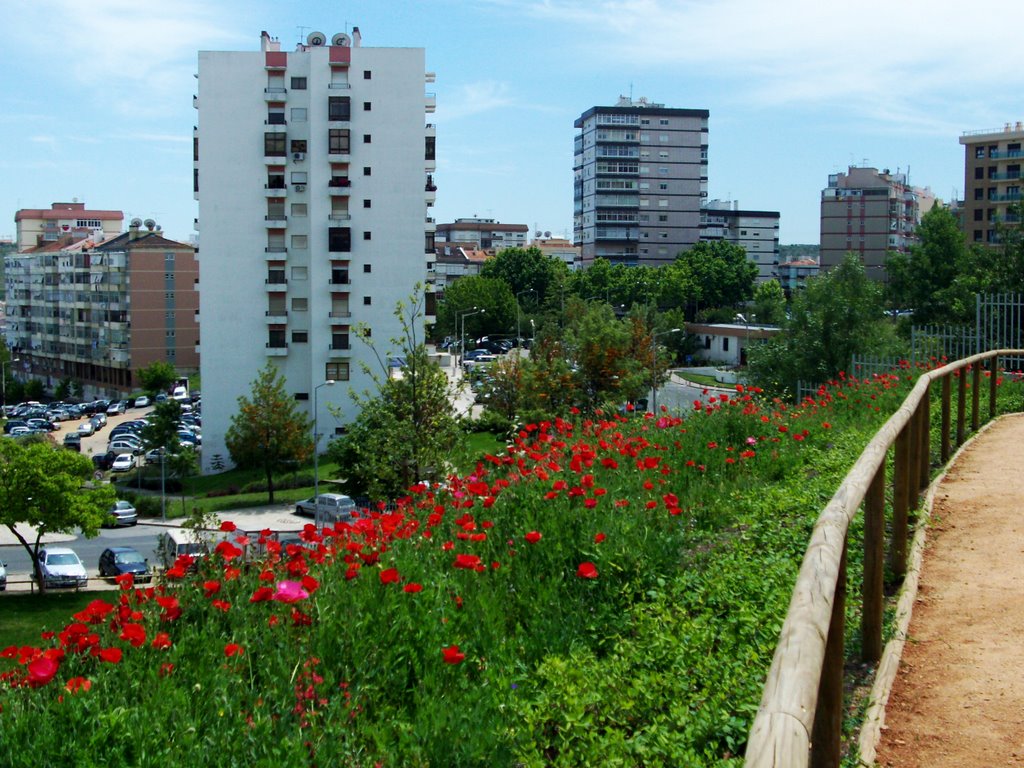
(460, 308, 484, 366)
(1, 357, 20, 408)
(734, 313, 751, 367)
(516, 288, 535, 351)
(650, 328, 682, 414)
(313, 380, 336, 531)
(455, 306, 479, 364)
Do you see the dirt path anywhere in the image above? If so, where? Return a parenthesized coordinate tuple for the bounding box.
(874, 414, 1024, 767)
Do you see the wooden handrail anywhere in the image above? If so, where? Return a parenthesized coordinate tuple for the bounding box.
(745, 349, 1024, 767)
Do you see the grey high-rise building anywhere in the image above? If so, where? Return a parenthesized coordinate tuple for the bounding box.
(574, 97, 708, 268)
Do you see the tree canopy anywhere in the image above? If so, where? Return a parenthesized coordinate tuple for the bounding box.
(0, 440, 117, 590)
(435, 276, 516, 343)
(136, 361, 179, 396)
(224, 362, 312, 503)
(479, 246, 569, 308)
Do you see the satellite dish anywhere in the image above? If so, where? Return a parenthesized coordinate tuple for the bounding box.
(144, 218, 156, 230)
(331, 32, 351, 47)
(544, 231, 552, 238)
(307, 31, 326, 46)
(130, 217, 143, 228)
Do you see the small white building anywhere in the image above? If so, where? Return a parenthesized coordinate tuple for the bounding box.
(686, 322, 780, 366)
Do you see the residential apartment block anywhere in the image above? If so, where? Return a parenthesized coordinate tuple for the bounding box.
(14, 201, 123, 251)
(574, 97, 708, 268)
(4, 220, 198, 398)
(819, 166, 935, 278)
(699, 200, 781, 282)
(959, 122, 1024, 244)
(195, 28, 435, 472)
(435, 217, 528, 252)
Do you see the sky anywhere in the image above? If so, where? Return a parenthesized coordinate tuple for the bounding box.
(2, 0, 1022, 246)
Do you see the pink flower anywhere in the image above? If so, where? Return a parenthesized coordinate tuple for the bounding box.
(271, 580, 309, 604)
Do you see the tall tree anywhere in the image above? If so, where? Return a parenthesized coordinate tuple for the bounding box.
(0, 440, 116, 592)
(141, 399, 183, 455)
(436, 276, 516, 341)
(136, 361, 179, 397)
(752, 279, 787, 326)
(748, 253, 899, 396)
(327, 290, 461, 500)
(224, 362, 312, 503)
(478, 246, 568, 306)
(673, 240, 758, 316)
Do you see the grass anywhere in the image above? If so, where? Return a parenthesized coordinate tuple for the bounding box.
(0, 591, 99, 648)
(678, 371, 730, 388)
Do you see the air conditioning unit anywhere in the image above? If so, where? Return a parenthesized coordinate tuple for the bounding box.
(293, 152, 305, 161)
(294, 184, 306, 192)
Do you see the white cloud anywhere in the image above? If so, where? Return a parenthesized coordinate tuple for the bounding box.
(438, 80, 517, 121)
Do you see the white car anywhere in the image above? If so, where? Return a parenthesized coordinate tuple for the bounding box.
(111, 453, 136, 472)
(36, 547, 88, 589)
(0, 560, 6, 591)
(77, 420, 95, 436)
(134, 395, 151, 408)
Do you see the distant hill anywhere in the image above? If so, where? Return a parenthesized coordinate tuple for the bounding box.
(780, 244, 819, 263)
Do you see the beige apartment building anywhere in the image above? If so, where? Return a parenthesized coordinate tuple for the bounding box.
(14, 201, 123, 251)
(4, 220, 198, 399)
(959, 122, 1024, 245)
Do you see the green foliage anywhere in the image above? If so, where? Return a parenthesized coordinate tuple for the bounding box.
(748, 253, 900, 396)
(52, 377, 80, 401)
(479, 246, 569, 309)
(435, 275, 517, 341)
(23, 379, 44, 401)
(0, 440, 117, 589)
(752, 279, 787, 325)
(328, 291, 461, 500)
(141, 399, 182, 454)
(224, 362, 312, 504)
(136, 360, 178, 396)
(672, 240, 758, 316)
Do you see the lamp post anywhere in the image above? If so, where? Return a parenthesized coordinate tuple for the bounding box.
(1, 357, 20, 408)
(734, 313, 751, 367)
(455, 306, 479, 365)
(459, 308, 484, 367)
(313, 380, 336, 531)
(516, 288, 535, 352)
(650, 328, 682, 414)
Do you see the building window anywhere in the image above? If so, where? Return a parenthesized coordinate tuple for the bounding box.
(290, 139, 307, 154)
(328, 128, 350, 153)
(290, 172, 308, 184)
(291, 77, 307, 90)
(974, 188, 984, 200)
(659, 135, 669, 142)
(363, 231, 371, 240)
(363, 166, 371, 176)
(640, 119, 650, 125)
(975, 167, 985, 180)
(659, 119, 669, 126)
(657, 167, 668, 175)
(326, 362, 350, 381)
(704, 336, 712, 350)
(291, 235, 308, 249)
(291, 298, 308, 312)
(658, 214, 668, 222)
(363, 296, 372, 305)
(294, 392, 309, 401)
(363, 199, 371, 208)
(974, 209, 984, 221)
(267, 110, 286, 125)
(363, 101, 371, 111)
(363, 134, 371, 144)
(328, 96, 351, 121)
(290, 107, 307, 122)
(659, 183, 668, 190)
(363, 264, 371, 273)
(264, 133, 286, 156)
(723, 337, 730, 351)
(292, 331, 308, 344)
(328, 227, 352, 252)
(291, 203, 307, 217)
(425, 136, 435, 160)
(332, 331, 350, 350)
(291, 266, 308, 280)
(267, 329, 286, 348)
(363, 70, 371, 79)
(975, 147, 986, 159)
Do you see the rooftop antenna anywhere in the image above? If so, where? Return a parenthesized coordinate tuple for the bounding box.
(297, 26, 309, 45)
(629, 82, 633, 102)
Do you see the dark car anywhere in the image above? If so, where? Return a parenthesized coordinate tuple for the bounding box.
(98, 546, 151, 583)
(92, 451, 118, 471)
(3, 419, 28, 434)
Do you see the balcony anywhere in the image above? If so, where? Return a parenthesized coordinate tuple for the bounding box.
(264, 122, 287, 133)
(265, 310, 288, 323)
(328, 82, 351, 90)
(327, 150, 351, 163)
(425, 217, 436, 232)
(264, 155, 288, 165)
(329, 343, 351, 351)
(265, 343, 289, 356)
(265, 215, 288, 228)
(264, 246, 288, 260)
(264, 184, 288, 197)
(328, 213, 351, 222)
(328, 178, 351, 195)
(329, 278, 351, 286)
(264, 279, 288, 291)
(425, 92, 436, 113)
(328, 311, 352, 325)
(989, 172, 1022, 181)
(264, 87, 288, 102)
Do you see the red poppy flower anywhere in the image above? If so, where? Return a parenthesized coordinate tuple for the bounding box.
(576, 562, 599, 579)
(203, 580, 221, 597)
(594, 532, 606, 543)
(114, 573, 135, 590)
(524, 531, 542, 544)
(27, 655, 59, 687)
(151, 633, 172, 650)
(441, 644, 465, 665)
(219, 521, 237, 533)
(403, 583, 423, 593)
(379, 568, 401, 585)
(453, 554, 482, 570)
(212, 600, 231, 613)
(119, 624, 146, 648)
(159, 663, 174, 677)
(249, 586, 274, 603)
(98, 647, 123, 664)
(224, 643, 244, 658)
(65, 676, 91, 693)
(300, 575, 320, 595)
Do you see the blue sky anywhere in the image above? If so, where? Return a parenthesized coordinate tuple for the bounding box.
(2, 0, 1022, 246)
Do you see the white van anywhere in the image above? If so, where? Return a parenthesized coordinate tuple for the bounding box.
(295, 493, 357, 523)
(172, 386, 189, 402)
(156, 528, 210, 569)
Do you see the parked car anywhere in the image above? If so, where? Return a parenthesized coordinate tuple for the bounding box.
(36, 547, 88, 589)
(156, 529, 208, 569)
(91, 412, 107, 429)
(3, 419, 27, 434)
(134, 395, 151, 408)
(294, 493, 357, 523)
(77, 421, 95, 436)
(92, 451, 118, 471)
(111, 453, 136, 472)
(98, 546, 151, 583)
(0, 560, 6, 591)
(104, 500, 138, 527)
(106, 400, 128, 416)
(63, 432, 82, 451)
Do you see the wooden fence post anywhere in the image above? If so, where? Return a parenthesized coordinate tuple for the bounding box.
(989, 355, 999, 420)
(940, 375, 951, 464)
(918, 387, 930, 491)
(890, 423, 911, 581)
(971, 361, 981, 431)
(862, 463, 885, 663)
(811, 542, 846, 768)
(956, 366, 967, 446)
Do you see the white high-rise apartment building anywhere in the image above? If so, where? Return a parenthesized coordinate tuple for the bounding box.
(196, 28, 435, 472)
